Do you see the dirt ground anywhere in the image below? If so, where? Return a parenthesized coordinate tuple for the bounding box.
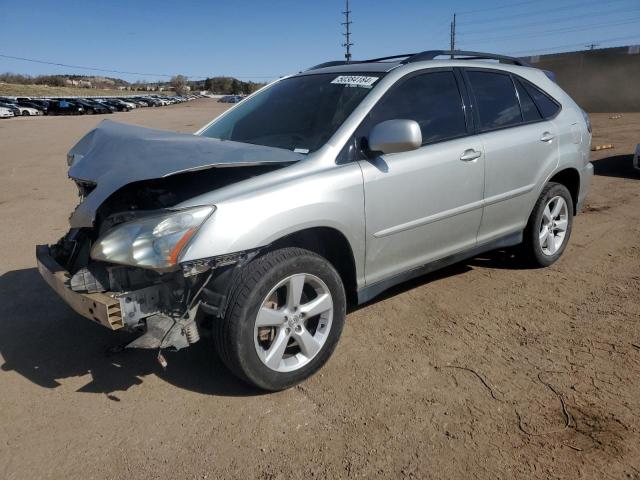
(0, 100, 639, 480)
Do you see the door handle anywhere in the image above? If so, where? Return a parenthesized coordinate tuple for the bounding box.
(540, 132, 555, 142)
(460, 149, 482, 161)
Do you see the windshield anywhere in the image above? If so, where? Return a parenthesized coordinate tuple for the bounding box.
(200, 73, 382, 153)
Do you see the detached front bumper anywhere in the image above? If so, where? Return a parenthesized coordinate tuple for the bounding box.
(35, 224, 249, 351)
(36, 245, 125, 330)
(36, 242, 211, 351)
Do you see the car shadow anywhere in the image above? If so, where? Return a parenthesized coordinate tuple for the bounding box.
(0, 267, 261, 399)
(352, 248, 530, 311)
(466, 247, 534, 270)
(592, 154, 639, 179)
(1, 248, 533, 395)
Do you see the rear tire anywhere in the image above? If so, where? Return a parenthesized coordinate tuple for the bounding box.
(213, 248, 346, 391)
(522, 182, 574, 267)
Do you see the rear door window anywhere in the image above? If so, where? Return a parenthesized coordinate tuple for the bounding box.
(366, 70, 468, 145)
(467, 70, 521, 131)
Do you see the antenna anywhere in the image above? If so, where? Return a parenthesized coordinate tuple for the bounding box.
(342, 0, 353, 63)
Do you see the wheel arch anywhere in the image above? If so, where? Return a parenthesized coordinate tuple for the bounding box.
(268, 227, 359, 306)
(548, 167, 580, 214)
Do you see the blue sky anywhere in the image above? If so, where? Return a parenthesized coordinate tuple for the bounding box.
(1, 0, 639, 83)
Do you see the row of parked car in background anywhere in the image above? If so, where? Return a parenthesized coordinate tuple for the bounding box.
(0, 94, 206, 118)
(216, 95, 246, 103)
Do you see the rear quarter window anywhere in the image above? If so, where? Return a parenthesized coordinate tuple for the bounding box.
(514, 78, 542, 122)
(521, 80, 561, 119)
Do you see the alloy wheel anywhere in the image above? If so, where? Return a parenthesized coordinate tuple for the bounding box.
(253, 273, 334, 373)
(539, 195, 569, 256)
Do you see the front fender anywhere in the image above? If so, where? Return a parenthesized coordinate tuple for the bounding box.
(179, 162, 366, 286)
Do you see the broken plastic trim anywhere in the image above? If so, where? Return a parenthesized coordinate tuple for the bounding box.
(181, 249, 262, 321)
(180, 249, 261, 277)
(125, 266, 215, 352)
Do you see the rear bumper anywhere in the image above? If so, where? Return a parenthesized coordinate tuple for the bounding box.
(634, 145, 640, 171)
(577, 162, 594, 212)
(36, 245, 124, 330)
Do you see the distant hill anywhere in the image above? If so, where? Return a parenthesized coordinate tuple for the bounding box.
(0, 82, 170, 97)
(0, 73, 131, 90)
(0, 72, 268, 95)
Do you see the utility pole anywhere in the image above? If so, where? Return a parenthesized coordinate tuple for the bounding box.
(342, 0, 353, 62)
(450, 13, 457, 58)
(585, 43, 599, 50)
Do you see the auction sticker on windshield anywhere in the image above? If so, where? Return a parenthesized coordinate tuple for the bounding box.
(331, 75, 379, 88)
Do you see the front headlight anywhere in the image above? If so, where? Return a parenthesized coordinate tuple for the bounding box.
(91, 205, 215, 270)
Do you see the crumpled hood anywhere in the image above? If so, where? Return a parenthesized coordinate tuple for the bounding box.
(67, 120, 303, 227)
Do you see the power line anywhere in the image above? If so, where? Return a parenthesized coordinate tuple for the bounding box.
(0, 53, 181, 78)
(423, 18, 455, 48)
(458, 6, 639, 37)
(507, 34, 640, 55)
(457, 0, 540, 16)
(0, 53, 279, 80)
(457, 0, 631, 26)
(460, 17, 640, 45)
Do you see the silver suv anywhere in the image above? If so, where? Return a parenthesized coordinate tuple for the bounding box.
(37, 50, 593, 390)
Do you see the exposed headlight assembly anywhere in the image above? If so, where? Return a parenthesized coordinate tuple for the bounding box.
(91, 205, 215, 270)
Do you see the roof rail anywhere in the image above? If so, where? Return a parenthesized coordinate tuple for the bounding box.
(306, 54, 415, 71)
(307, 61, 351, 70)
(306, 50, 530, 71)
(403, 50, 530, 67)
(359, 53, 416, 63)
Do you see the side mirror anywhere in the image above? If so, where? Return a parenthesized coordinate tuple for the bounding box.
(367, 119, 422, 155)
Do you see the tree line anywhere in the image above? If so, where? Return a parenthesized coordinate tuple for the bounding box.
(169, 75, 266, 96)
(1, 72, 268, 95)
(0, 73, 128, 88)
(201, 77, 267, 95)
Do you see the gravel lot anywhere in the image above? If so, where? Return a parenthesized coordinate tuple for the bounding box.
(1, 99, 639, 479)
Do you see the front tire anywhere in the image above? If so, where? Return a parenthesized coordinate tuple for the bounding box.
(522, 182, 574, 267)
(214, 248, 346, 391)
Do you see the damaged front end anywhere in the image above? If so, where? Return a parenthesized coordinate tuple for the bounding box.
(37, 120, 292, 354)
(37, 225, 256, 352)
